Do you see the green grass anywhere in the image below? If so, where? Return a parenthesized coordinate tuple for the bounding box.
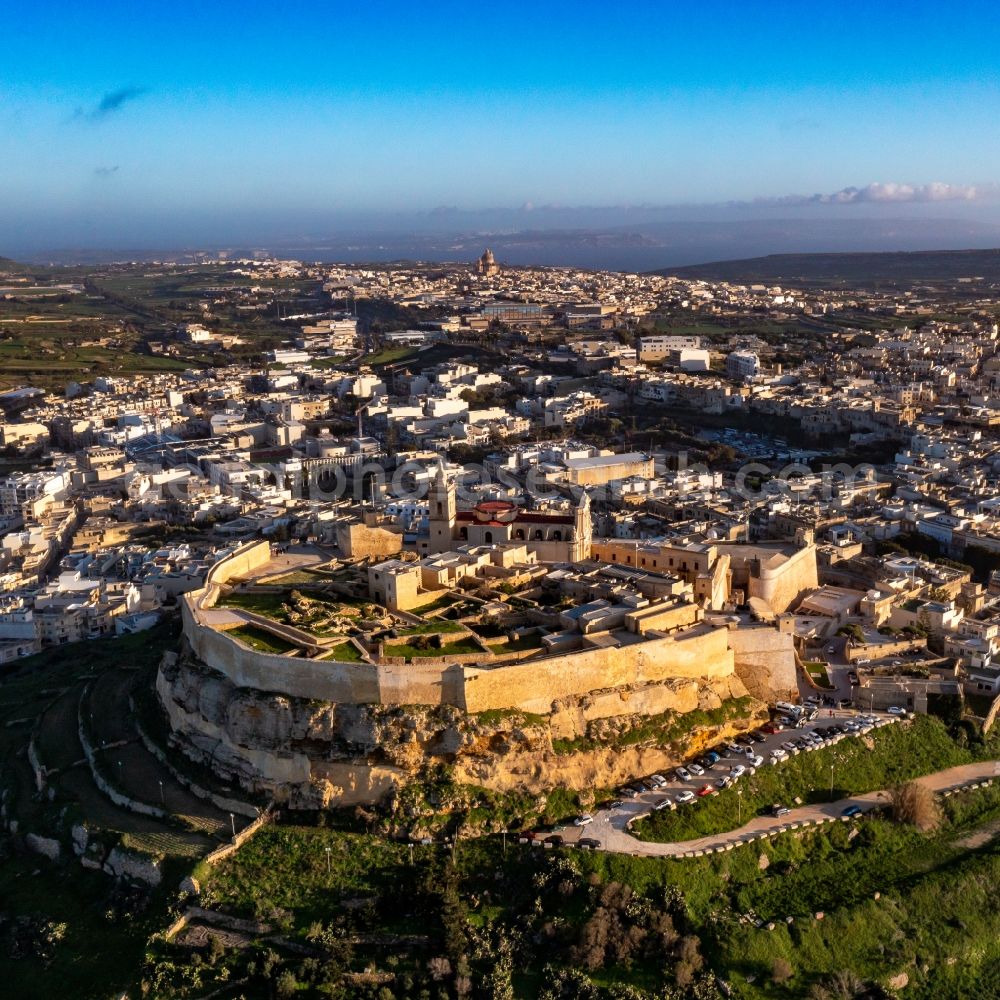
(396, 620, 466, 635)
(364, 345, 418, 365)
(635, 715, 976, 843)
(189, 779, 1000, 999)
(220, 588, 356, 635)
(487, 633, 544, 653)
(385, 637, 484, 658)
(322, 640, 364, 662)
(227, 624, 298, 654)
(803, 661, 834, 688)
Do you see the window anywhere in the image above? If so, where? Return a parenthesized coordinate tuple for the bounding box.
(484, 530, 493, 544)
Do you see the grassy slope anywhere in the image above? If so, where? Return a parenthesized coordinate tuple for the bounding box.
(635, 715, 974, 842)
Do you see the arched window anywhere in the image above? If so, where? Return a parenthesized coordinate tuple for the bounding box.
(534, 530, 543, 540)
(484, 530, 493, 544)
(514, 528, 525, 540)
(459, 527, 468, 540)
(552, 530, 562, 541)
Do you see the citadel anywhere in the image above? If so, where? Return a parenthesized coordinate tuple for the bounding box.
(159, 472, 810, 808)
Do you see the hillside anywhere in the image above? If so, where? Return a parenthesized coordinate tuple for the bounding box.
(656, 248, 1000, 288)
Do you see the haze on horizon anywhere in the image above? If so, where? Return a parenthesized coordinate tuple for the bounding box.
(5, 0, 1000, 266)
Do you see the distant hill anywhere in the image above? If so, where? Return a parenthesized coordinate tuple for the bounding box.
(0, 256, 31, 275)
(654, 248, 1000, 288)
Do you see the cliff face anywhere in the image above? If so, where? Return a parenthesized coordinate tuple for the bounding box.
(159, 650, 763, 809)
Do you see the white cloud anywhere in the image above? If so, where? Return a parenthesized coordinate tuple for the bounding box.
(818, 182, 979, 204)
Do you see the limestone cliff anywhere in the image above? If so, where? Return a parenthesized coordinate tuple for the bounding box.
(158, 650, 763, 810)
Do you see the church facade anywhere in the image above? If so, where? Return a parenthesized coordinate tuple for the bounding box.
(424, 469, 591, 563)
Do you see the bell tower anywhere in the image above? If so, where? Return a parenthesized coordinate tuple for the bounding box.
(573, 489, 592, 561)
(427, 465, 456, 553)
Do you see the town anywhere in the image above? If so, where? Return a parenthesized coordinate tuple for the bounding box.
(3, 248, 1000, 999)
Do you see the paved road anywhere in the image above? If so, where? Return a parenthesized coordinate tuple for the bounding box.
(555, 713, 1000, 858)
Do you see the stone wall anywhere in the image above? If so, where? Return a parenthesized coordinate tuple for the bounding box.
(725, 624, 798, 701)
(844, 637, 926, 663)
(462, 625, 736, 715)
(184, 581, 737, 715)
(337, 522, 404, 560)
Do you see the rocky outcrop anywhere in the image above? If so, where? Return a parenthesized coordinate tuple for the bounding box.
(158, 649, 762, 808)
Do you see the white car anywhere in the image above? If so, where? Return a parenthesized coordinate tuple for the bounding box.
(675, 790, 695, 804)
(729, 764, 746, 779)
(887, 706, 908, 717)
(654, 797, 673, 811)
(748, 755, 764, 768)
(675, 767, 692, 782)
(573, 814, 594, 826)
(649, 774, 667, 788)
(688, 762, 705, 777)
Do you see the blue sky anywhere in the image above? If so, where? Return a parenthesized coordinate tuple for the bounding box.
(3, 0, 1000, 249)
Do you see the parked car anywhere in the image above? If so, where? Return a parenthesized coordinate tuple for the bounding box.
(771, 804, 791, 817)
(724, 742, 742, 756)
(715, 776, 733, 790)
(578, 837, 601, 850)
(544, 834, 564, 846)
(675, 790, 695, 804)
(729, 764, 746, 779)
(749, 731, 767, 744)
(697, 756, 716, 770)
(748, 754, 764, 768)
(619, 785, 638, 799)
(842, 805, 862, 818)
(688, 762, 705, 777)
(675, 767, 692, 782)
(649, 774, 667, 788)
(705, 750, 722, 763)
(762, 722, 782, 734)
(573, 814, 594, 827)
(654, 797, 673, 811)
(887, 706, 908, 717)
(697, 784, 716, 797)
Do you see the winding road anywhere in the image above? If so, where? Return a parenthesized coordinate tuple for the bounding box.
(551, 713, 1000, 858)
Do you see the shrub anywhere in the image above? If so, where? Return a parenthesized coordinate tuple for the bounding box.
(890, 780, 941, 833)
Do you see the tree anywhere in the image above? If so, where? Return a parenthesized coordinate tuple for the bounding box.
(890, 781, 941, 833)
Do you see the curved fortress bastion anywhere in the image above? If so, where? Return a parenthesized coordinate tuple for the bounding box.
(157, 543, 793, 808)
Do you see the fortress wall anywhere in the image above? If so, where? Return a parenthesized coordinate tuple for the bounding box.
(463, 626, 734, 715)
(726, 624, 798, 701)
(376, 662, 467, 707)
(751, 544, 819, 613)
(182, 597, 736, 714)
(185, 602, 382, 703)
(206, 540, 272, 588)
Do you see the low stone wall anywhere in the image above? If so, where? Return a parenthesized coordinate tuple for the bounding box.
(202, 805, 275, 867)
(133, 714, 260, 819)
(844, 637, 926, 663)
(78, 683, 168, 820)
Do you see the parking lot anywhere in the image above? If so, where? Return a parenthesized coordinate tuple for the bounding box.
(528, 704, 904, 855)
